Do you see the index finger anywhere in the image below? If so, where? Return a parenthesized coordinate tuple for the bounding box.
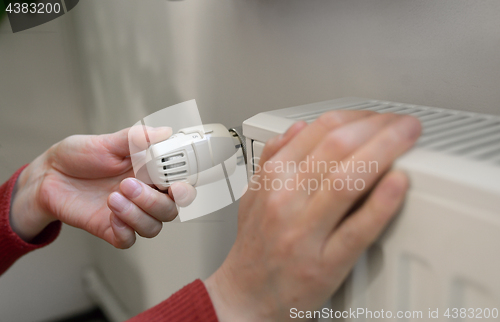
(271, 110, 376, 164)
(128, 124, 173, 155)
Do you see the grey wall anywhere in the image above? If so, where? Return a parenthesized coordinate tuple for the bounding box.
(0, 15, 93, 322)
(75, 0, 500, 135)
(195, 0, 500, 119)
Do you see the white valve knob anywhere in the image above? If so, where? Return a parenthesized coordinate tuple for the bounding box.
(146, 123, 243, 190)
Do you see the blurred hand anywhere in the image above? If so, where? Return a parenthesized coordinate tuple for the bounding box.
(205, 111, 421, 321)
(10, 127, 196, 248)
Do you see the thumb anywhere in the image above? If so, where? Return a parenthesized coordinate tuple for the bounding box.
(99, 128, 131, 157)
(102, 126, 173, 157)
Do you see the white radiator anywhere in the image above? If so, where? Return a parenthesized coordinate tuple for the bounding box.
(243, 97, 500, 321)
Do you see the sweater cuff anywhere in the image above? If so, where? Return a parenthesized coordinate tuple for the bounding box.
(0, 165, 62, 275)
(128, 279, 219, 322)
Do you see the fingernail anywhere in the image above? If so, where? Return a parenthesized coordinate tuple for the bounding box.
(151, 126, 170, 131)
(385, 172, 408, 199)
(109, 192, 129, 213)
(398, 116, 422, 140)
(112, 215, 126, 228)
(121, 178, 142, 198)
(171, 184, 188, 201)
(153, 126, 172, 134)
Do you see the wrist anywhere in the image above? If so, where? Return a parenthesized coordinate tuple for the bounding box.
(10, 153, 56, 242)
(205, 269, 247, 322)
(204, 264, 276, 322)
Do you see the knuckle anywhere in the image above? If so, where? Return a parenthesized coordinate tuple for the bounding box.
(262, 192, 291, 226)
(120, 201, 135, 217)
(316, 111, 343, 130)
(263, 136, 279, 153)
(266, 191, 288, 215)
(126, 214, 141, 229)
(324, 131, 350, 153)
(121, 206, 141, 228)
(142, 192, 159, 210)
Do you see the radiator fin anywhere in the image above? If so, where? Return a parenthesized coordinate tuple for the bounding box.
(285, 100, 500, 165)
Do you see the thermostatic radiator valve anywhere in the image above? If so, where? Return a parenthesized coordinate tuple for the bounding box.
(146, 124, 246, 190)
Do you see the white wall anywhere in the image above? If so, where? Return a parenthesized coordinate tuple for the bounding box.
(0, 14, 94, 322)
(69, 0, 500, 315)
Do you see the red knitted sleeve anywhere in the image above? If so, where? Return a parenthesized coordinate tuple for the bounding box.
(0, 165, 62, 276)
(0, 167, 218, 322)
(127, 279, 219, 322)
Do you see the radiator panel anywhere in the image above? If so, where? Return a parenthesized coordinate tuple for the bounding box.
(243, 97, 500, 321)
